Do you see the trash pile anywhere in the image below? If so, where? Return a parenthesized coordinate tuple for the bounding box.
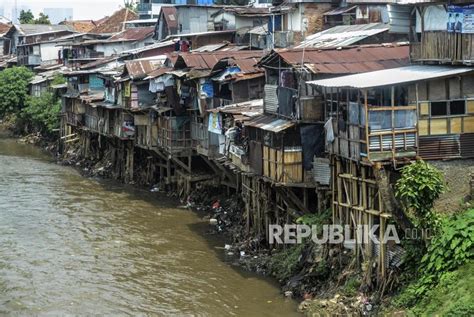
(60, 142, 113, 178)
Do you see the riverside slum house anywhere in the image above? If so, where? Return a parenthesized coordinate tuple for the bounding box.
(132, 49, 266, 192)
(59, 48, 266, 189)
(56, 26, 156, 68)
(306, 1, 474, 279)
(61, 56, 169, 183)
(153, 2, 341, 49)
(0, 22, 13, 55)
(9, 24, 75, 68)
(215, 44, 410, 243)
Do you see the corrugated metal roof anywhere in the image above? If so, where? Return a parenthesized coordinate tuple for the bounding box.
(15, 24, 74, 36)
(268, 44, 409, 74)
(108, 27, 155, 42)
(145, 67, 173, 79)
(125, 58, 166, 80)
(295, 23, 389, 49)
(231, 57, 261, 74)
(245, 114, 295, 133)
(161, 6, 178, 30)
(308, 65, 474, 89)
(0, 23, 12, 36)
(178, 51, 264, 70)
(167, 29, 236, 39)
(208, 99, 263, 116)
(323, 6, 357, 16)
(192, 43, 228, 52)
(120, 40, 175, 55)
(248, 24, 268, 35)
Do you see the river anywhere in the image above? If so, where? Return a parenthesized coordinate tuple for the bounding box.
(0, 133, 299, 316)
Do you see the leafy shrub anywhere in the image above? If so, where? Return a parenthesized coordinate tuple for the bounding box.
(0, 66, 33, 116)
(396, 160, 446, 228)
(420, 209, 474, 280)
(394, 209, 474, 309)
(21, 92, 61, 134)
(269, 243, 306, 282)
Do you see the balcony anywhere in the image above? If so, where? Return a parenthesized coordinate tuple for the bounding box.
(18, 54, 41, 66)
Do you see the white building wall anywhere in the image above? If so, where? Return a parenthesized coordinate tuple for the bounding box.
(40, 42, 60, 62)
(95, 37, 154, 56)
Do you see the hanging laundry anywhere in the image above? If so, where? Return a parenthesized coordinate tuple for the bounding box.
(324, 118, 335, 145)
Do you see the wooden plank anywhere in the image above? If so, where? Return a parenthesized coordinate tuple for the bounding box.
(430, 118, 448, 135)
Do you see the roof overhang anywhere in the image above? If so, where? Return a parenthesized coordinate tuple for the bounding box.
(308, 65, 474, 89)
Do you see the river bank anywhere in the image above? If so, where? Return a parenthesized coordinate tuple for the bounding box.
(4, 122, 472, 316)
(0, 128, 302, 316)
(1, 122, 369, 315)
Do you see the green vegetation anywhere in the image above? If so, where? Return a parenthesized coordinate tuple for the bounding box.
(0, 67, 61, 136)
(269, 243, 306, 282)
(21, 93, 61, 134)
(19, 10, 34, 24)
(296, 209, 331, 227)
(124, 0, 138, 13)
(0, 66, 33, 116)
(396, 160, 446, 229)
(342, 276, 361, 297)
(269, 210, 331, 285)
(19, 9, 51, 25)
(392, 209, 474, 315)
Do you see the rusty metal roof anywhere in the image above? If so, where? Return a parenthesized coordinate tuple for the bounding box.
(107, 27, 155, 42)
(145, 67, 173, 79)
(265, 44, 409, 74)
(295, 23, 389, 49)
(231, 57, 261, 74)
(245, 114, 295, 133)
(178, 51, 265, 70)
(160, 6, 178, 30)
(0, 23, 12, 36)
(125, 58, 166, 80)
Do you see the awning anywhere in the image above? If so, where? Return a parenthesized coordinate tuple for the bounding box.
(323, 6, 357, 16)
(51, 83, 67, 89)
(90, 102, 120, 109)
(308, 65, 474, 89)
(245, 114, 295, 133)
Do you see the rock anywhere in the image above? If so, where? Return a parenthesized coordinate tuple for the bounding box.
(284, 291, 293, 298)
(224, 244, 232, 250)
(209, 218, 218, 225)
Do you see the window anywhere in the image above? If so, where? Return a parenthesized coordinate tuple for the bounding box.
(450, 100, 465, 115)
(431, 101, 448, 116)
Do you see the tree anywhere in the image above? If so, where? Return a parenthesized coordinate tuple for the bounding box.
(34, 13, 51, 25)
(124, 0, 138, 13)
(21, 92, 61, 134)
(0, 67, 33, 117)
(19, 9, 34, 24)
(396, 160, 446, 229)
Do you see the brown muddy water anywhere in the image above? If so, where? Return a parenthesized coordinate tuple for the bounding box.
(0, 133, 299, 316)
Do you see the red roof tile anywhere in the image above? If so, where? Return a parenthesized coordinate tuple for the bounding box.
(0, 23, 12, 36)
(89, 8, 138, 34)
